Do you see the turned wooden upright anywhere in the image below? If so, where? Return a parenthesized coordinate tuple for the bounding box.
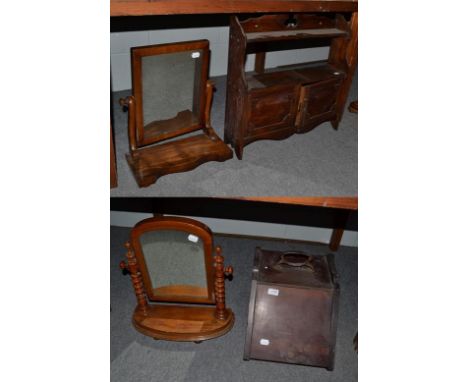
(119, 216, 235, 342)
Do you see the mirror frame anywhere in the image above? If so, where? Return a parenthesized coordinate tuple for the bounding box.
(129, 216, 216, 304)
(131, 40, 210, 148)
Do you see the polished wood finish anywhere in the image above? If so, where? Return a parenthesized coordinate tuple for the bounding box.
(131, 40, 209, 147)
(240, 197, 357, 210)
(214, 246, 234, 320)
(130, 216, 217, 304)
(132, 304, 234, 342)
(122, 241, 149, 313)
(123, 40, 232, 187)
(111, 0, 358, 17)
(225, 13, 357, 158)
(125, 131, 233, 187)
(121, 216, 234, 341)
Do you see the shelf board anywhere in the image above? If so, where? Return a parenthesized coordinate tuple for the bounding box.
(245, 28, 348, 43)
(247, 63, 345, 90)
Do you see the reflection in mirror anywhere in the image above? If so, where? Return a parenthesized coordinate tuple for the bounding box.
(139, 229, 208, 297)
(142, 50, 202, 128)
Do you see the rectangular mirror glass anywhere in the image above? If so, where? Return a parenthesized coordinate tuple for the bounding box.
(142, 50, 203, 128)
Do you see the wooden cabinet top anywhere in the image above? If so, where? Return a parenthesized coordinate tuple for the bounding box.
(110, 0, 358, 17)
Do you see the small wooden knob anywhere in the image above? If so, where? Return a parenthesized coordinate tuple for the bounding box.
(224, 266, 233, 276)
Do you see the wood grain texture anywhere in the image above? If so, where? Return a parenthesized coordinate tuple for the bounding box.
(142, 110, 200, 145)
(126, 132, 233, 187)
(125, 40, 233, 187)
(239, 197, 357, 210)
(132, 304, 234, 341)
(131, 40, 209, 147)
(225, 13, 357, 159)
(111, 1, 358, 16)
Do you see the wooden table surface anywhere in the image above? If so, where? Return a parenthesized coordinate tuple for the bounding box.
(111, 0, 358, 17)
(240, 197, 357, 210)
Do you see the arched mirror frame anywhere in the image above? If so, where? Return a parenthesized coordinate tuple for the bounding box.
(129, 216, 216, 304)
(131, 40, 209, 148)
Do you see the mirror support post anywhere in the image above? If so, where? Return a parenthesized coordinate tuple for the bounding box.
(124, 241, 148, 314)
(214, 246, 233, 320)
(204, 80, 215, 134)
(120, 96, 137, 153)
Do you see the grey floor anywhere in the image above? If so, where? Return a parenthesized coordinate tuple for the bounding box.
(111, 226, 358, 382)
(110, 74, 357, 197)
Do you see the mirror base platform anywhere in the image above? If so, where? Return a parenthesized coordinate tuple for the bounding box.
(132, 304, 235, 341)
(126, 132, 233, 187)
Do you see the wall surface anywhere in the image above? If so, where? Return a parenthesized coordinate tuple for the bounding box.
(110, 27, 329, 91)
(110, 211, 358, 247)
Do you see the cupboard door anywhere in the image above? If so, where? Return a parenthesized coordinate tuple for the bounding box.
(247, 85, 299, 138)
(296, 79, 341, 132)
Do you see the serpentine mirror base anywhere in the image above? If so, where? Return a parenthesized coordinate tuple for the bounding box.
(126, 130, 233, 188)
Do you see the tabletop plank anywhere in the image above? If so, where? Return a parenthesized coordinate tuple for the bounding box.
(111, 0, 358, 17)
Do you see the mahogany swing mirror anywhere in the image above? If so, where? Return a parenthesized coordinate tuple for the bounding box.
(120, 40, 232, 187)
(120, 216, 234, 342)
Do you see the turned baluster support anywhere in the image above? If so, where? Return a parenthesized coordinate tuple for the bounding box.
(213, 246, 233, 320)
(121, 241, 148, 314)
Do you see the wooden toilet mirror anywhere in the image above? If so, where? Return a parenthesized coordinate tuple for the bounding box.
(120, 216, 234, 342)
(120, 40, 232, 187)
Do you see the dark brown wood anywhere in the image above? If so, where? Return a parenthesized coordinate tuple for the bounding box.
(244, 248, 340, 369)
(125, 40, 232, 187)
(224, 13, 357, 159)
(348, 100, 358, 113)
(254, 52, 266, 74)
(110, 122, 118, 188)
(111, 0, 358, 17)
(329, 228, 344, 251)
(122, 216, 235, 341)
(332, 11, 358, 125)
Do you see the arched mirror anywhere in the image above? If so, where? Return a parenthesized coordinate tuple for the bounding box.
(120, 216, 234, 342)
(120, 40, 232, 188)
